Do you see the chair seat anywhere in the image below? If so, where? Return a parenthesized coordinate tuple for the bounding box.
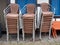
(23, 14, 34, 19)
(6, 13, 18, 34)
(41, 12, 53, 32)
(42, 12, 53, 15)
(52, 21, 60, 38)
(6, 13, 18, 19)
(22, 14, 35, 34)
(52, 21, 60, 30)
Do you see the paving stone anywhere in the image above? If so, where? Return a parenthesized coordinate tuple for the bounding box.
(0, 41, 3, 45)
(10, 41, 18, 45)
(18, 41, 24, 45)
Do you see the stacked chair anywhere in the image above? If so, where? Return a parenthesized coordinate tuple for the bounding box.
(22, 4, 36, 41)
(4, 3, 20, 41)
(39, 3, 54, 39)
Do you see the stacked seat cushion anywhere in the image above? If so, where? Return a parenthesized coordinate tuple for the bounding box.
(41, 12, 53, 32)
(23, 14, 34, 33)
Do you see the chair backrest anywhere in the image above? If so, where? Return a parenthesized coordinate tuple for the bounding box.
(10, 3, 19, 14)
(40, 3, 50, 12)
(40, 12, 53, 32)
(26, 4, 35, 14)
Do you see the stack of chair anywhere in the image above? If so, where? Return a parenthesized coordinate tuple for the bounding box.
(22, 4, 36, 41)
(6, 4, 19, 34)
(40, 3, 53, 39)
(4, 3, 19, 41)
(41, 12, 53, 32)
(7, 14, 18, 34)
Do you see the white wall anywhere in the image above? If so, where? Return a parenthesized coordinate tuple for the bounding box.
(10, 0, 49, 4)
(10, 0, 15, 3)
(37, 0, 49, 4)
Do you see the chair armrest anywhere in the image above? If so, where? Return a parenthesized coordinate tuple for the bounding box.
(3, 5, 10, 16)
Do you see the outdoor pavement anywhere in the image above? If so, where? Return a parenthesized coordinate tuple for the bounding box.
(0, 33, 60, 45)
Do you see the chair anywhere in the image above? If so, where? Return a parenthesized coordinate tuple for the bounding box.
(52, 21, 60, 38)
(3, 3, 20, 41)
(40, 3, 54, 39)
(40, 3, 50, 12)
(22, 4, 36, 41)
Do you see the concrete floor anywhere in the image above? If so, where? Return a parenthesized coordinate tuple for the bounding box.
(0, 38, 60, 45)
(0, 33, 60, 45)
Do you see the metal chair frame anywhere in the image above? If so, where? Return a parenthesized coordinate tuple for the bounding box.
(39, 12, 54, 40)
(20, 4, 37, 41)
(3, 4, 20, 41)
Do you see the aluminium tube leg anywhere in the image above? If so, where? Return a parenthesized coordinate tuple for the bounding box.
(49, 15, 54, 39)
(39, 16, 43, 40)
(17, 19, 19, 41)
(33, 21, 35, 42)
(5, 18, 9, 41)
(22, 18, 25, 41)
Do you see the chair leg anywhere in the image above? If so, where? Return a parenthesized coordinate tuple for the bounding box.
(22, 19, 25, 41)
(39, 16, 43, 40)
(33, 22, 35, 41)
(6, 19, 9, 41)
(39, 20, 42, 40)
(6, 29, 8, 41)
(52, 29, 57, 38)
(22, 30, 24, 41)
(52, 30, 55, 38)
(33, 30, 35, 42)
(54, 30, 57, 38)
(40, 30, 41, 40)
(17, 20, 19, 41)
(33, 25, 35, 42)
(49, 30, 51, 39)
(17, 32, 19, 41)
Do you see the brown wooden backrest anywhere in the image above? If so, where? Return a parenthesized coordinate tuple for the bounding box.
(27, 4, 35, 14)
(40, 3, 50, 12)
(41, 12, 53, 32)
(10, 3, 19, 14)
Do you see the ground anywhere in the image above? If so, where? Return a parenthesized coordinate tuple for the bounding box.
(0, 34, 60, 45)
(0, 39, 60, 45)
